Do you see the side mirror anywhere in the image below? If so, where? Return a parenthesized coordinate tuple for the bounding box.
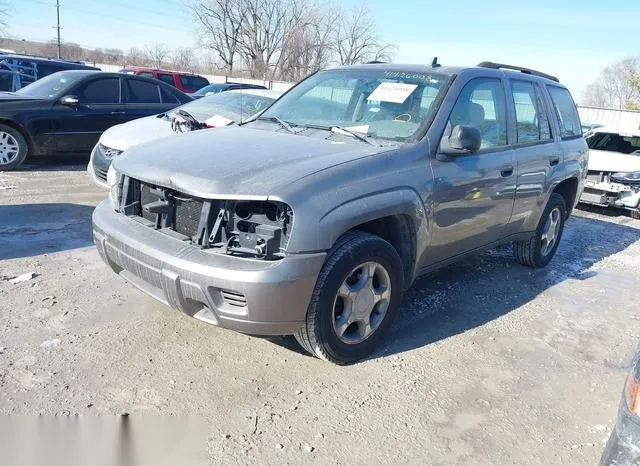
(60, 95, 79, 106)
(439, 125, 482, 158)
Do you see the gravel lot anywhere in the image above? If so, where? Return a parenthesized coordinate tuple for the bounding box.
(1, 159, 639, 464)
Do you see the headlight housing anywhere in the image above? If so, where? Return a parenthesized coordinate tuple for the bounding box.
(611, 171, 640, 185)
(106, 165, 123, 211)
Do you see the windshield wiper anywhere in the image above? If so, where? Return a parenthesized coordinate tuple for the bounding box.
(255, 116, 298, 134)
(330, 126, 378, 147)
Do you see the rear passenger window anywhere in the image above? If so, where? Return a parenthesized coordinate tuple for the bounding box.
(547, 86, 581, 138)
(160, 86, 180, 104)
(137, 72, 154, 79)
(511, 80, 552, 143)
(448, 78, 508, 149)
(157, 74, 175, 86)
(126, 79, 161, 103)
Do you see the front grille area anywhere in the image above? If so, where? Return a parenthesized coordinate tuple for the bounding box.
(94, 166, 108, 182)
(133, 180, 205, 241)
(586, 171, 611, 183)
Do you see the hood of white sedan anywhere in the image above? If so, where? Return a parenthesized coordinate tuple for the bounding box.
(99, 115, 175, 152)
(588, 149, 640, 173)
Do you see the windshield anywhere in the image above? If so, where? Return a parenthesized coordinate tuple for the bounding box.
(257, 68, 449, 142)
(15, 70, 87, 98)
(169, 92, 276, 122)
(587, 132, 640, 155)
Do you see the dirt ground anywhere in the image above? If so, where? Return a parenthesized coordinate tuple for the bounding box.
(1, 158, 639, 465)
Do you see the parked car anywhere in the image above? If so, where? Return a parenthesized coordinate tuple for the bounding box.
(93, 61, 587, 364)
(0, 53, 99, 92)
(582, 122, 603, 135)
(119, 67, 209, 94)
(580, 127, 640, 219)
(600, 344, 640, 465)
(191, 82, 267, 98)
(88, 89, 282, 187)
(0, 70, 191, 170)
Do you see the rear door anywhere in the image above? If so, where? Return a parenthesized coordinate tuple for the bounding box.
(51, 76, 127, 153)
(122, 77, 174, 119)
(427, 76, 516, 264)
(507, 79, 561, 228)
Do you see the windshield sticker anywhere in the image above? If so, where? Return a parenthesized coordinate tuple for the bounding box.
(367, 83, 417, 104)
(383, 71, 438, 81)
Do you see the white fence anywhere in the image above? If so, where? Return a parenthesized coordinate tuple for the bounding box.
(94, 62, 296, 92)
(578, 106, 640, 131)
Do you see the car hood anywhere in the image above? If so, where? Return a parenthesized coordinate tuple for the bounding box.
(100, 115, 174, 151)
(588, 149, 640, 173)
(113, 126, 386, 199)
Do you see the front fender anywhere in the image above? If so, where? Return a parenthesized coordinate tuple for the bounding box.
(286, 187, 428, 253)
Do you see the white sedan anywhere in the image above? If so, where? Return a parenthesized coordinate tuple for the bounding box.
(581, 127, 640, 219)
(88, 89, 283, 188)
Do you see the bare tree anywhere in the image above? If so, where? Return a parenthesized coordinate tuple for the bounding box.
(127, 47, 146, 65)
(145, 43, 170, 68)
(582, 57, 640, 110)
(103, 48, 124, 64)
(333, 5, 393, 65)
(191, 0, 247, 74)
(0, 1, 9, 37)
(173, 47, 195, 70)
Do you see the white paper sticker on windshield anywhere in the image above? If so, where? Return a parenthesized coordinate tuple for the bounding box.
(367, 83, 418, 103)
(204, 114, 233, 128)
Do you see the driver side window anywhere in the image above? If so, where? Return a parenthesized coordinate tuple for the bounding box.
(448, 78, 507, 149)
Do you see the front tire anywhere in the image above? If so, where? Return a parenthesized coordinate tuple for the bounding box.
(0, 124, 28, 171)
(294, 231, 404, 364)
(513, 193, 567, 268)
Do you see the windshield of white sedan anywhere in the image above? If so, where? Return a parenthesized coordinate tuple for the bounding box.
(170, 92, 275, 122)
(258, 69, 449, 142)
(15, 71, 86, 98)
(587, 132, 640, 155)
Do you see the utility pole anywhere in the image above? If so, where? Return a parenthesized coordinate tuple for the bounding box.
(55, 0, 61, 59)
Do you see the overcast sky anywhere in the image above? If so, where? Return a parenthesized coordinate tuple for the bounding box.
(8, 0, 640, 101)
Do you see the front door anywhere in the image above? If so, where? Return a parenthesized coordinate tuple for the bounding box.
(52, 76, 127, 153)
(122, 78, 177, 120)
(426, 77, 516, 265)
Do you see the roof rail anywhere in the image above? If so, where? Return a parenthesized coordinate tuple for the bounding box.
(477, 61, 559, 83)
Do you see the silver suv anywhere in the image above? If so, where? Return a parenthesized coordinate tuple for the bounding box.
(92, 62, 588, 364)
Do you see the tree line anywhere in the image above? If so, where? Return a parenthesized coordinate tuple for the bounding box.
(582, 57, 640, 110)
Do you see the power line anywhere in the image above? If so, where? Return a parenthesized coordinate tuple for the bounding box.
(85, 0, 192, 23)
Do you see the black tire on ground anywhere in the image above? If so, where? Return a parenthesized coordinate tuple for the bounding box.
(294, 231, 404, 365)
(0, 124, 29, 171)
(513, 193, 567, 268)
(631, 210, 640, 220)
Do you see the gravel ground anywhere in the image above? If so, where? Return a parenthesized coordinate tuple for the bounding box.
(1, 159, 639, 465)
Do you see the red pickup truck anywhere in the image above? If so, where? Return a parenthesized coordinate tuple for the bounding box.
(120, 67, 210, 94)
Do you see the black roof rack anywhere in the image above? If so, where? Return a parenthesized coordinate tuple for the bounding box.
(477, 61, 559, 83)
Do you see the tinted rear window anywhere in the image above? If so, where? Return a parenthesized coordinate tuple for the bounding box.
(179, 74, 209, 91)
(547, 86, 581, 138)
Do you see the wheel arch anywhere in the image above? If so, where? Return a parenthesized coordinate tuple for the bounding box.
(553, 177, 579, 217)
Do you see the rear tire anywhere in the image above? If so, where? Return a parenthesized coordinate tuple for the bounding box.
(294, 231, 404, 365)
(631, 210, 640, 220)
(514, 193, 567, 268)
(0, 124, 28, 171)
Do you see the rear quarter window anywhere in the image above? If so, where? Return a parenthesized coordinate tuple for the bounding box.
(179, 75, 209, 91)
(547, 86, 581, 139)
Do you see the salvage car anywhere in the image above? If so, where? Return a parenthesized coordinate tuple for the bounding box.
(88, 89, 282, 187)
(0, 70, 191, 170)
(93, 62, 587, 364)
(580, 127, 640, 219)
(600, 344, 640, 465)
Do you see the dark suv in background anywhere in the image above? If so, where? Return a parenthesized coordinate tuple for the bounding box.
(0, 54, 99, 92)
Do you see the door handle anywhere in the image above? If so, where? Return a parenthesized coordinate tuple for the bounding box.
(550, 156, 560, 166)
(500, 164, 514, 177)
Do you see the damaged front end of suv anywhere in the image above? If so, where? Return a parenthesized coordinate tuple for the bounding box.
(582, 170, 640, 219)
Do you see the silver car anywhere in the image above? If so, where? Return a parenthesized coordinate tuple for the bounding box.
(93, 62, 588, 364)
